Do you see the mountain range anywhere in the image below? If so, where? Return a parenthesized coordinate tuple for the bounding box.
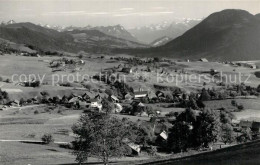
(42, 24, 139, 43)
(0, 22, 146, 53)
(117, 9, 260, 61)
(128, 19, 201, 44)
(1, 9, 260, 61)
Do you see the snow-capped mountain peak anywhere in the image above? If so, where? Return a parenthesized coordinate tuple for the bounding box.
(128, 18, 202, 43)
(6, 20, 16, 25)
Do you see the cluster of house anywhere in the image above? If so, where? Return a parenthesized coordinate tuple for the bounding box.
(238, 120, 260, 133)
(225, 61, 257, 69)
(50, 58, 85, 72)
(53, 88, 149, 112)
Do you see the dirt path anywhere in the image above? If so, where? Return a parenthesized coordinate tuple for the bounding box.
(0, 139, 68, 144)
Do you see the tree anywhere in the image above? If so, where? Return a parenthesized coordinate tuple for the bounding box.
(165, 93, 173, 102)
(72, 113, 137, 165)
(231, 100, 237, 106)
(237, 104, 244, 111)
(78, 54, 83, 59)
(41, 133, 54, 144)
(19, 98, 25, 106)
(105, 89, 113, 96)
(168, 109, 220, 152)
(101, 98, 114, 114)
(136, 124, 155, 147)
(153, 57, 160, 62)
(200, 88, 211, 101)
(236, 129, 252, 143)
(219, 110, 235, 144)
(167, 121, 192, 152)
(257, 84, 260, 93)
(195, 109, 220, 148)
(220, 123, 234, 144)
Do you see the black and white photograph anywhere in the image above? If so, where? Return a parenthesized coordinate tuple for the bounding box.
(0, 0, 260, 164)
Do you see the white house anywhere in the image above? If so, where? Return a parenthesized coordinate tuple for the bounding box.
(200, 58, 208, 62)
(134, 91, 148, 99)
(159, 131, 168, 140)
(114, 103, 123, 113)
(90, 99, 102, 110)
(109, 95, 119, 103)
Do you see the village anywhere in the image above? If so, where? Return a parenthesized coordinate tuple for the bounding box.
(0, 51, 260, 164)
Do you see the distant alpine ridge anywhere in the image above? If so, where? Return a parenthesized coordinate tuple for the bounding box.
(0, 22, 146, 53)
(41, 24, 139, 43)
(128, 19, 201, 44)
(119, 9, 260, 61)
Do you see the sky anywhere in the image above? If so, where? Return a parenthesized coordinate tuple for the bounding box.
(0, 0, 259, 28)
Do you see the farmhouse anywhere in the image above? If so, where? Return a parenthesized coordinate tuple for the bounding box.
(94, 94, 102, 101)
(9, 100, 20, 107)
(68, 97, 80, 104)
(159, 130, 168, 140)
(250, 64, 257, 69)
(89, 98, 102, 110)
(240, 120, 252, 129)
(124, 93, 133, 100)
(236, 62, 257, 69)
(131, 101, 145, 107)
(108, 95, 119, 103)
(0, 105, 7, 110)
(134, 91, 148, 99)
(122, 138, 141, 155)
(121, 67, 133, 74)
(199, 58, 209, 62)
(239, 121, 260, 133)
(82, 93, 90, 101)
(31, 96, 39, 104)
(127, 143, 141, 155)
(156, 91, 165, 98)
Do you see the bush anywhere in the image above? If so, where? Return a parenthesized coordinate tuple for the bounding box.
(154, 57, 160, 62)
(40, 91, 50, 96)
(84, 84, 92, 91)
(147, 146, 157, 156)
(237, 104, 244, 110)
(255, 71, 260, 78)
(78, 54, 83, 59)
(5, 79, 11, 83)
(92, 89, 98, 92)
(41, 133, 54, 144)
(34, 110, 39, 114)
(231, 100, 237, 106)
(105, 89, 113, 96)
(57, 109, 63, 114)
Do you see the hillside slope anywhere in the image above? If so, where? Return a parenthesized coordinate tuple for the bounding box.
(141, 140, 260, 165)
(0, 22, 74, 52)
(160, 9, 260, 61)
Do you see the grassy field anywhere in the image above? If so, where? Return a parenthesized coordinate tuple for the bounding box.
(204, 98, 260, 121)
(204, 98, 260, 110)
(0, 105, 80, 142)
(0, 105, 154, 165)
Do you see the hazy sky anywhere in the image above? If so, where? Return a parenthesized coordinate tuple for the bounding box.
(0, 0, 259, 28)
